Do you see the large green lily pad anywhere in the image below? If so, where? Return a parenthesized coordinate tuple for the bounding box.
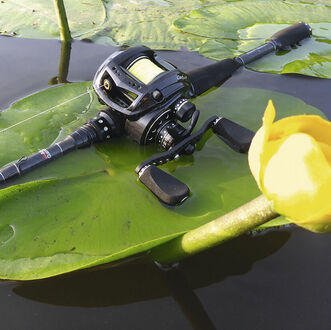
(0, 0, 205, 49)
(0, 0, 106, 39)
(174, 0, 331, 77)
(0, 82, 325, 280)
(89, 0, 205, 50)
(2, 0, 331, 77)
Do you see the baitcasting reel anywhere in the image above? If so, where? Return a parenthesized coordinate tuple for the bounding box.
(0, 23, 312, 206)
(92, 45, 255, 205)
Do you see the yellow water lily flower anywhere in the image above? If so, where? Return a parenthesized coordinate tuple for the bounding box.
(248, 100, 331, 233)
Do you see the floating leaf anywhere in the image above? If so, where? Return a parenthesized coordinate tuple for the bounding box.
(3, 0, 331, 78)
(0, 82, 325, 280)
(0, 0, 106, 39)
(0, 0, 205, 49)
(174, 1, 331, 77)
(0, 82, 101, 166)
(89, 0, 205, 49)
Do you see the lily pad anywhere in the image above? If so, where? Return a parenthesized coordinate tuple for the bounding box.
(0, 82, 325, 280)
(0, 0, 106, 39)
(2, 0, 331, 78)
(0, 0, 205, 49)
(89, 0, 205, 50)
(174, 1, 331, 78)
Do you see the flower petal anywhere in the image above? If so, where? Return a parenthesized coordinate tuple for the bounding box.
(248, 101, 331, 233)
(248, 99, 276, 188)
(262, 133, 331, 232)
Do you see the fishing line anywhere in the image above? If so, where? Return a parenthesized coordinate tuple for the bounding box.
(1, 53, 169, 135)
(0, 85, 104, 135)
(127, 57, 165, 84)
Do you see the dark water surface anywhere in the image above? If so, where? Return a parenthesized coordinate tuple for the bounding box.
(0, 36, 330, 330)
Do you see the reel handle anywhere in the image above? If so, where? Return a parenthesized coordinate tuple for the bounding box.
(136, 116, 255, 205)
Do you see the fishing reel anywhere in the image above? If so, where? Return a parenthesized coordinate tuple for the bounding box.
(0, 22, 312, 206)
(88, 46, 254, 205)
(93, 46, 199, 148)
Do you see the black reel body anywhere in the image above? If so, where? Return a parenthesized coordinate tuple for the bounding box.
(93, 46, 199, 150)
(93, 46, 193, 120)
(0, 23, 312, 206)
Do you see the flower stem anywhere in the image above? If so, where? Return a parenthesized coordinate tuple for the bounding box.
(151, 194, 278, 265)
(53, 0, 72, 41)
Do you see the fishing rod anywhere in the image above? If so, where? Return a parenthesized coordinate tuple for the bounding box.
(0, 22, 312, 206)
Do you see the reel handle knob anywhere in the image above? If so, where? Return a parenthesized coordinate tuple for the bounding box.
(212, 118, 255, 153)
(139, 165, 190, 206)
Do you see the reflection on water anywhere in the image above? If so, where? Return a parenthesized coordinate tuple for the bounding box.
(13, 231, 290, 329)
(13, 232, 290, 307)
(49, 41, 72, 85)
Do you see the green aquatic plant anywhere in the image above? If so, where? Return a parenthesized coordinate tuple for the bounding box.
(0, 83, 326, 280)
(53, 0, 71, 41)
(174, 1, 331, 77)
(0, 0, 202, 48)
(0, 0, 105, 39)
(0, 0, 330, 280)
(1, 0, 331, 77)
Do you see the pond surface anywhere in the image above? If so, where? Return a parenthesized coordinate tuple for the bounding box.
(0, 36, 330, 330)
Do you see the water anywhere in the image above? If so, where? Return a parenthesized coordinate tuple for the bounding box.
(0, 36, 330, 330)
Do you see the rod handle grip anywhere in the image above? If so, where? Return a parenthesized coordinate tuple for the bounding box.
(270, 22, 312, 49)
(186, 59, 241, 97)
